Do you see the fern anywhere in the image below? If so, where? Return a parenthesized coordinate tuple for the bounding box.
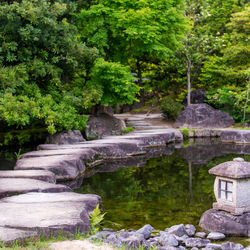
(89, 204, 106, 235)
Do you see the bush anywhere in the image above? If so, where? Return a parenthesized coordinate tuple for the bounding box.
(206, 86, 250, 122)
(160, 96, 183, 120)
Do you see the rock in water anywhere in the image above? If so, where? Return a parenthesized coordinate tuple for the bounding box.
(46, 130, 86, 144)
(174, 104, 234, 128)
(85, 114, 126, 140)
(199, 209, 250, 237)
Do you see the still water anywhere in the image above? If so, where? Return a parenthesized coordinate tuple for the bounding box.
(76, 140, 250, 232)
(1, 139, 250, 245)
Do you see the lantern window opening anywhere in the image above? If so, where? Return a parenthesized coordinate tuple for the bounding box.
(219, 179, 233, 201)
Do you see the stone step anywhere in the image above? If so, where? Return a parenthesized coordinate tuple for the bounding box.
(0, 192, 101, 238)
(0, 178, 71, 198)
(0, 170, 56, 183)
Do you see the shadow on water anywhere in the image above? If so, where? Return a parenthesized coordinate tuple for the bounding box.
(0, 148, 35, 170)
(75, 138, 250, 233)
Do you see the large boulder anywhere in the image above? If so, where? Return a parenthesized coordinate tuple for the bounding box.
(46, 130, 86, 145)
(199, 209, 250, 237)
(85, 114, 126, 140)
(174, 104, 234, 128)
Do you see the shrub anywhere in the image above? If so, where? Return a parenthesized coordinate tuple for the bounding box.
(121, 127, 135, 134)
(160, 96, 183, 120)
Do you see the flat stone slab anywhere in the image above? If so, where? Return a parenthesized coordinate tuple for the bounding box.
(0, 170, 56, 183)
(0, 178, 71, 198)
(0, 227, 38, 246)
(15, 154, 85, 181)
(221, 129, 250, 144)
(21, 148, 97, 161)
(0, 192, 101, 236)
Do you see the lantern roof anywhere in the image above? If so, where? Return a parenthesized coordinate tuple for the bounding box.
(209, 158, 250, 179)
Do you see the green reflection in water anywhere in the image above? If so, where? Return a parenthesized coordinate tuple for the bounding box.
(77, 152, 250, 231)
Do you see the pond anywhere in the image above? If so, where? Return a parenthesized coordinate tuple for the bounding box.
(1, 138, 250, 246)
(75, 139, 250, 233)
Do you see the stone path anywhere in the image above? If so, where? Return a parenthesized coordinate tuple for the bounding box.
(0, 121, 183, 246)
(115, 113, 172, 130)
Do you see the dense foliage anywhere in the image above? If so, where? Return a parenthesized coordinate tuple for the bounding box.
(0, 0, 249, 134)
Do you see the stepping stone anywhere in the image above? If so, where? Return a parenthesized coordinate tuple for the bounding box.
(0, 227, 38, 246)
(22, 148, 97, 161)
(15, 154, 85, 181)
(0, 170, 56, 183)
(0, 192, 101, 235)
(0, 178, 71, 198)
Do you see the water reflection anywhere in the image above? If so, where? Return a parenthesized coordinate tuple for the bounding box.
(76, 139, 250, 230)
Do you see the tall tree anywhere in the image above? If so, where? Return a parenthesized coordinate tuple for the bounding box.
(201, 5, 250, 121)
(77, 0, 186, 86)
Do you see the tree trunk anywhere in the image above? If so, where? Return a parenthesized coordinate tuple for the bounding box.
(188, 161, 193, 199)
(187, 58, 191, 105)
(243, 79, 250, 122)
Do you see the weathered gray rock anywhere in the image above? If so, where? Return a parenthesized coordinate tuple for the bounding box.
(207, 232, 226, 240)
(0, 178, 71, 198)
(167, 224, 187, 237)
(174, 104, 234, 128)
(221, 130, 250, 144)
(183, 90, 207, 105)
(157, 247, 180, 250)
(221, 242, 244, 250)
(120, 233, 145, 249)
(105, 233, 122, 248)
(147, 237, 160, 248)
(195, 232, 207, 238)
(15, 154, 85, 181)
(0, 170, 56, 183)
(199, 209, 250, 237)
(159, 232, 179, 247)
(136, 224, 154, 239)
(0, 192, 101, 235)
(89, 231, 113, 241)
(46, 130, 86, 144)
(0, 227, 38, 246)
(185, 224, 196, 237)
(86, 114, 126, 140)
(185, 238, 210, 248)
(202, 243, 222, 250)
(175, 234, 189, 244)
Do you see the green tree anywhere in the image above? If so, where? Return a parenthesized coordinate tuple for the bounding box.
(201, 5, 250, 121)
(77, 0, 186, 86)
(0, 0, 140, 133)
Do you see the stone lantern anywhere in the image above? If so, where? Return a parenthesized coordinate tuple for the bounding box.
(209, 157, 250, 215)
